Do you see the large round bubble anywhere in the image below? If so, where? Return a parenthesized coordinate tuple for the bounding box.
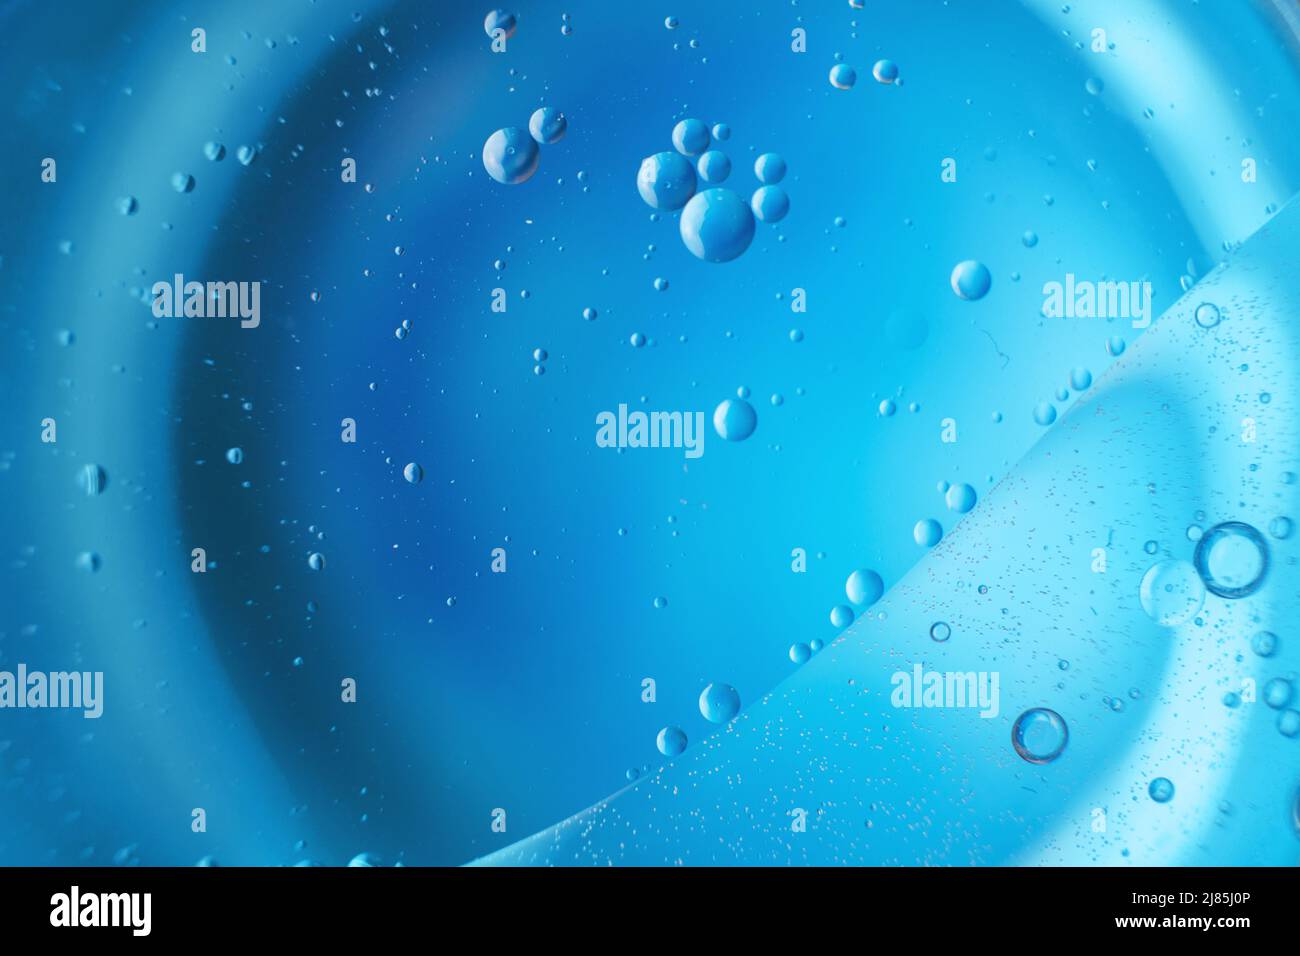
(845, 569, 884, 606)
(696, 149, 731, 183)
(713, 397, 757, 441)
(699, 683, 740, 723)
(656, 726, 687, 756)
(750, 184, 789, 223)
(528, 106, 566, 144)
(680, 188, 755, 262)
(1139, 559, 1205, 626)
(671, 118, 711, 156)
(482, 127, 539, 185)
(1011, 707, 1069, 764)
(950, 259, 992, 300)
(636, 151, 697, 210)
(754, 152, 786, 184)
(1193, 520, 1269, 598)
(484, 9, 517, 39)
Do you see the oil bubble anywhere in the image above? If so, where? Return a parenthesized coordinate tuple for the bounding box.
(1139, 559, 1205, 626)
(1012, 708, 1068, 764)
(698, 683, 740, 723)
(482, 127, 539, 185)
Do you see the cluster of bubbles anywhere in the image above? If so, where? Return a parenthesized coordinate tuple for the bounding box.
(1140, 519, 1271, 628)
(1140, 518, 1300, 738)
(636, 119, 789, 262)
(788, 637, 825, 663)
(827, 56, 900, 90)
(482, 106, 567, 186)
(1033, 366, 1094, 427)
(646, 682, 742, 761)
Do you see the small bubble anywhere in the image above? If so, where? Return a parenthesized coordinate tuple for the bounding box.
(1148, 777, 1175, 803)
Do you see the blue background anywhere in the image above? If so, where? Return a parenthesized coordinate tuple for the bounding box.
(1, 0, 1298, 865)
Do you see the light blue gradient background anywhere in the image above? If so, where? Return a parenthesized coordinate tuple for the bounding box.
(0, 0, 1297, 865)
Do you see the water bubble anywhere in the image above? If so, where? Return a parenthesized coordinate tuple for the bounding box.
(653, 277, 669, 292)
(1139, 559, 1205, 626)
(829, 605, 855, 628)
(116, 196, 138, 216)
(307, 552, 326, 571)
(652, 596, 667, 609)
(1022, 230, 1039, 248)
(1194, 302, 1221, 328)
(1106, 334, 1127, 356)
(1279, 710, 1300, 738)
(845, 569, 884, 606)
(664, 15, 679, 29)
(913, 518, 943, 548)
(871, 59, 899, 84)
(1148, 777, 1175, 803)
(1193, 521, 1269, 598)
(712, 397, 757, 441)
(1084, 76, 1104, 95)
(235, 145, 257, 166)
(671, 118, 711, 157)
(1144, 540, 1159, 554)
(829, 63, 857, 89)
(403, 462, 423, 484)
(203, 141, 225, 161)
(698, 682, 740, 723)
(225, 447, 244, 465)
(1268, 516, 1294, 540)
(930, 621, 951, 643)
(809, 637, 824, 653)
(76, 551, 102, 573)
(878, 399, 896, 417)
(171, 172, 195, 193)
(656, 726, 687, 756)
(1011, 707, 1069, 764)
(1033, 401, 1057, 426)
(582, 307, 597, 321)
(945, 483, 977, 513)
(482, 127, 539, 185)
(950, 260, 991, 301)
(630, 331, 647, 347)
(528, 106, 567, 144)
(484, 9, 517, 39)
(1264, 678, 1294, 709)
(1070, 367, 1093, 390)
(77, 463, 107, 497)
(696, 149, 731, 183)
(637, 151, 697, 210)
(789, 643, 811, 664)
(680, 188, 755, 262)
(750, 184, 790, 223)
(753, 152, 787, 184)
(1252, 630, 1279, 657)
